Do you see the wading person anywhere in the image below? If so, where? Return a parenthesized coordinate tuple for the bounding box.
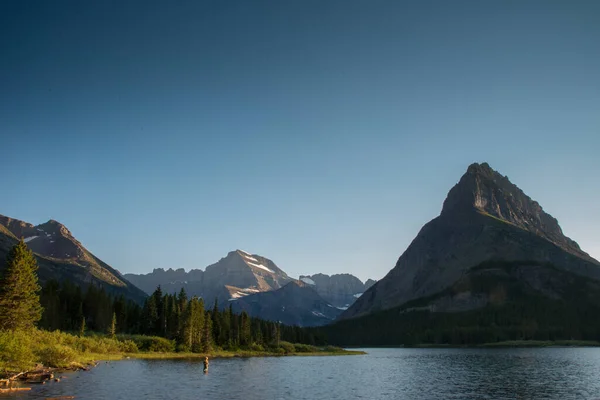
(203, 356, 209, 373)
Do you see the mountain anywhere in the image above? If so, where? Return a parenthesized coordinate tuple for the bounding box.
(125, 250, 293, 305)
(327, 162, 600, 345)
(298, 273, 376, 309)
(230, 280, 341, 327)
(341, 162, 600, 320)
(124, 267, 204, 296)
(0, 214, 147, 304)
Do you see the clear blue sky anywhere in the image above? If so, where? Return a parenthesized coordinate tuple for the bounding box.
(1, 1, 599, 282)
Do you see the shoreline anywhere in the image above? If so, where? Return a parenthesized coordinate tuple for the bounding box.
(342, 340, 600, 349)
(113, 348, 366, 360)
(1, 348, 365, 386)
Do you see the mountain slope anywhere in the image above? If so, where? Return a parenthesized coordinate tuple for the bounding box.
(230, 280, 341, 327)
(340, 162, 600, 321)
(0, 214, 147, 304)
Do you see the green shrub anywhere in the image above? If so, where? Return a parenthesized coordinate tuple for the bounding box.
(0, 330, 35, 372)
(36, 344, 78, 368)
(249, 343, 264, 352)
(278, 341, 296, 354)
(117, 334, 175, 352)
(119, 340, 138, 353)
(176, 343, 191, 353)
(293, 343, 319, 353)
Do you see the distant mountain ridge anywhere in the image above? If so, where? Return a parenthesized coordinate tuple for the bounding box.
(125, 251, 376, 326)
(339, 162, 600, 322)
(299, 273, 376, 309)
(231, 280, 342, 327)
(0, 214, 147, 304)
(125, 250, 293, 303)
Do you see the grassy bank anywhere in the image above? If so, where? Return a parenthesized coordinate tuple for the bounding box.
(0, 329, 362, 377)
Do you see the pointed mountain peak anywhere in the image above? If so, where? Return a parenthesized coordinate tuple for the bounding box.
(441, 162, 591, 260)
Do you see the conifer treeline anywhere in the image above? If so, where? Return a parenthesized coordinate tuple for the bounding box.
(39, 281, 324, 349)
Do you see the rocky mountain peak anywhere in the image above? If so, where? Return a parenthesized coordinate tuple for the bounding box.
(440, 162, 589, 260)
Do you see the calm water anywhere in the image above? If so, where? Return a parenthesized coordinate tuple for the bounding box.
(11, 348, 600, 399)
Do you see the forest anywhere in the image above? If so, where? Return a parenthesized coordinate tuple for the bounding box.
(39, 280, 326, 351)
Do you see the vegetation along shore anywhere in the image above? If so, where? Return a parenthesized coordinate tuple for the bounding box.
(0, 240, 361, 390)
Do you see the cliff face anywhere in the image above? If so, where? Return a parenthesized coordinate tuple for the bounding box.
(340, 163, 600, 320)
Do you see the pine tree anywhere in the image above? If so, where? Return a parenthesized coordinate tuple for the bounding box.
(240, 311, 251, 347)
(142, 295, 159, 335)
(110, 311, 117, 338)
(80, 316, 86, 337)
(0, 239, 43, 331)
(202, 310, 213, 353)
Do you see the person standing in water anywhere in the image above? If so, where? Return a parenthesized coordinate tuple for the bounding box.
(203, 356, 209, 373)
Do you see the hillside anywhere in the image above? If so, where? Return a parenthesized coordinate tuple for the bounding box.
(0, 214, 147, 304)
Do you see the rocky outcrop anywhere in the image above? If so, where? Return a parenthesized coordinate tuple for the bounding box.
(124, 268, 202, 296)
(299, 273, 376, 309)
(0, 214, 147, 304)
(125, 250, 293, 305)
(230, 280, 341, 327)
(340, 162, 600, 320)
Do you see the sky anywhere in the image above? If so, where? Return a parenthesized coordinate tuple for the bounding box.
(1, 1, 599, 282)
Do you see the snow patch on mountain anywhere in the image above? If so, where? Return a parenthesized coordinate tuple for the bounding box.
(300, 277, 315, 285)
(247, 261, 275, 273)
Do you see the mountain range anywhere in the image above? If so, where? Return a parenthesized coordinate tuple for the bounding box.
(0, 215, 375, 327)
(125, 251, 376, 326)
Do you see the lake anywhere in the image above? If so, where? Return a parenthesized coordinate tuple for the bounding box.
(11, 348, 600, 399)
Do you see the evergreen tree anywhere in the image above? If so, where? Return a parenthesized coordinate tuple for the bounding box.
(240, 311, 251, 347)
(211, 299, 221, 346)
(40, 279, 61, 330)
(80, 316, 86, 337)
(152, 285, 165, 336)
(142, 294, 159, 335)
(202, 310, 213, 353)
(110, 311, 117, 338)
(0, 240, 43, 331)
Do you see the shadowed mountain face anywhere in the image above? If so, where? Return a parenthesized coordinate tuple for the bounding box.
(340, 162, 600, 321)
(298, 273, 376, 309)
(230, 281, 341, 327)
(0, 214, 147, 304)
(125, 250, 293, 305)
